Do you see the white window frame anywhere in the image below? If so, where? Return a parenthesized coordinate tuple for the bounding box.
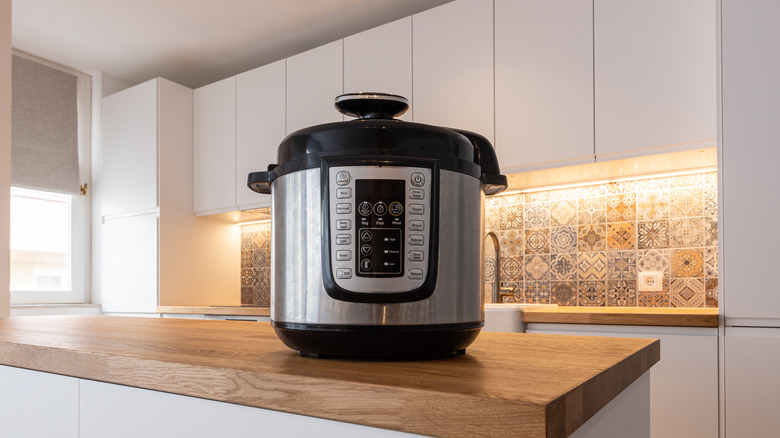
(10, 51, 91, 305)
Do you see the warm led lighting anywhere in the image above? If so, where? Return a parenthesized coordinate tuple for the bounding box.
(236, 219, 272, 227)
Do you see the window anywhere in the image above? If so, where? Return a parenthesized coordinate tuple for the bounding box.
(9, 52, 91, 304)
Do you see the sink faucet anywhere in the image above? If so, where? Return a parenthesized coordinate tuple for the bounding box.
(484, 231, 516, 303)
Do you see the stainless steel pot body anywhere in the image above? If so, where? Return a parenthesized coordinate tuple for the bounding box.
(271, 167, 484, 326)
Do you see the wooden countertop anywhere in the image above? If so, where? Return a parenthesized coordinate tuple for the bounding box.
(157, 306, 270, 317)
(0, 316, 659, 438)
(522, 307, 719, 327)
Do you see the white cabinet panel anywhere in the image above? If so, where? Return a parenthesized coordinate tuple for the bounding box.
(236, 60, 285, 209)
(526, 324, 718, 438)
(344, 17, 412, 120)
(101, 79, 158, 216)
(724, 327, 780, 436)
(412, 0, 494, 144)
(721, 0, 780, 321)
(495, 0, 594, 172)
(594, 0, 716, 159)
(100, 214, 158, 313)
(286, 40, 344, 134)
(193, 76, 237, 214)
(0, 365, 78, 438)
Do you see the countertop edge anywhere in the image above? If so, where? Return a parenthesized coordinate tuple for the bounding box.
(521, 308, 719, 327)
(156, 306, 271, 317)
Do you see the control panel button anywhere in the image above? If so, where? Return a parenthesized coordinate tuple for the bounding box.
(409, 268, 424, 279)
(336, 188, 352, 199)
(336, 268, 352, 279)
(409, 188, 424, 199)
(336, 203, 352, 214)
(335, 234, 352, 245)
(336, 171, 350, 186)
(373, 201, 387, 216)
(358, 201, 372, 216)
(409, 250, 424, 262)
(408, 234, 425, 246)
(409, 204, 425, 215)
(360, 230, 373, 242)
(388, 201, 403, 216)
(360, 244, 372, 256)
(409, 220, 424, 231)
(336, 250, 352, 261)
(336, 219, 352, 230)
(411, 172, 425, 187)
(360, 259, 373, 271)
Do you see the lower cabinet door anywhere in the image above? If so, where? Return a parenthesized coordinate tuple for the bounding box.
(0, 365, 79, 438)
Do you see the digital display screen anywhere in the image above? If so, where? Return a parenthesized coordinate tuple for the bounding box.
(354, 179, 405, 276)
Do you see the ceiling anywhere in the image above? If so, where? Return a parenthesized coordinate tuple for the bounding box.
(12, 0, 451, 89)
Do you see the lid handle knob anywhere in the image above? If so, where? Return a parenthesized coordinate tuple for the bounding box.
(335, 93, 409, 120)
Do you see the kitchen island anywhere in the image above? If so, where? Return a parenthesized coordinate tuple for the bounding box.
(0, 316, 658, 437)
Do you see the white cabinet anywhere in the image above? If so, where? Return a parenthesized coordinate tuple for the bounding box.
(101, 79, 158, 216)
(236, 60, 286, 209)
(412, 0, 494, 144)
(286, 40, 344, 134)
(0, 365, 79, 438)
(594, 0, 716, 160)
(344, 17, 412, 120)
(526, 323, 718, 438)
(193, 77, 237, 215)
(494, 0, 594, 172)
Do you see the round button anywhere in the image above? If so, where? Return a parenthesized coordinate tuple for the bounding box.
(358, 201, 372, 216)
(411, 172, 425, 187)
(361, 259, 373, 271)
(336, 171, 350, 186)
(373, 201, 387, 216)
(360, 244, 372, 256)
(388, 201, 403, 216)
(360, 230, 373, 242)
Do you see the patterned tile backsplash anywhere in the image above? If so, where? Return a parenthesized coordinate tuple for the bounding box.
(484, 170, 718, 308)
(239, 170, 718, 308)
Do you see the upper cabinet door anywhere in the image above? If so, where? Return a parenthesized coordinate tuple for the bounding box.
(101, 79, 159, 216)
(495, 0, 594, 173)
(594, 0, 716, 159)
(193, 77, 237, 215)
(344, 17, 412, 120)
(236, 60, 286, 209)
(412, 0, 494, 144)
(286, 40, 344, 134)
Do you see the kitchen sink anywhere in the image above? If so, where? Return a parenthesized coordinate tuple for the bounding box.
(483, 303, 558, 333)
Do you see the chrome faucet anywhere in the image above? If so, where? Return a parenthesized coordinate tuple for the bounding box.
(484, 231, 516, 303)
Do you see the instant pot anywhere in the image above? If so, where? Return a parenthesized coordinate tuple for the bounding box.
(248, 93, 507, 358)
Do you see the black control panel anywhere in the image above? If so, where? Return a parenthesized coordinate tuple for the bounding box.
(355, 179, 405, 276)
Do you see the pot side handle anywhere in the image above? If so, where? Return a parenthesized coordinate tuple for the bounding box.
(451, 129, 508, 196)
(247, 164, 278, 194)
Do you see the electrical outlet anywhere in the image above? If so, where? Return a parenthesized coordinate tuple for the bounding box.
(638, 271, 663, 291)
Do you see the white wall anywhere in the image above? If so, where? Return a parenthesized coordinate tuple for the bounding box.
(0, 0, 11, 316)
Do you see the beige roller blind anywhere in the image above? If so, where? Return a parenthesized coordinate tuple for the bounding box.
(11, 55, 80, 195)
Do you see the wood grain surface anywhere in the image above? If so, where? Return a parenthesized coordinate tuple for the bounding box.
(156, 306, 271, 316)
(0, 316, 659, 437)
(522, 307, 718, 327)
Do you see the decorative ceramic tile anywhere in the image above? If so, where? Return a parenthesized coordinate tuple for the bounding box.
(608, 180, 637, 194)
(607, 251, 637, 279)
(525, 281, 551, 304)
(252, 229, 270, 248)
(485, 196, 501, 208)
(241, 287, 253, 305)
(241, 250, 254, 268)
(577, 197, 607, 225)
(607, 279, 638, 307)
(241, 268, 254, 287)
(706, 278, 718, 308)
(485, 206, 500, 231)
(240, 232, 253, 250)
(669, 217, 705, 247)
(524, 202, 550, 228)
(525, 191, 549, 202)
(606, 193, 636, 222)
(499, 193, 523, 206)
(484, 255, 496, 281)
(637, 249, 670, 274)
(254, 248, 270, 267)
(576, 252, 607, 280)
(500, 204, 524, 230)
(525, 228, 550, 254)
(670, 278, 705, 308)
(637, 176, 669, 191)
(577, 183, 608, 198)
(637, 220, 669, 249)
(499, 230, 524, 257)
(550, 199, 577, 226)
(524, 255, 551, 281)
(550, 226, 577, 253)
(638, 291, 670, 308)
(704, 217, 718, 247)
(552, 188, 580, 200)
(703, 184, 718, 216)
(493, 281, 523, 303)
(550, 254, 577, 280)
(671, 249, 704, 278)
(670, 187, 704, 218)
(703, 171, 718, 186)
(578, 224, 607, 251)
(670, 173, 703, 188)
(607, 222, 636, 250)
(704, 248, 718, 278)
(501, 256, 524, 281)
(254, 267, 272, 306)
(637, 191, 670, 220)
(578, 280, 607, 307)
(551, 281, 578, 306)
